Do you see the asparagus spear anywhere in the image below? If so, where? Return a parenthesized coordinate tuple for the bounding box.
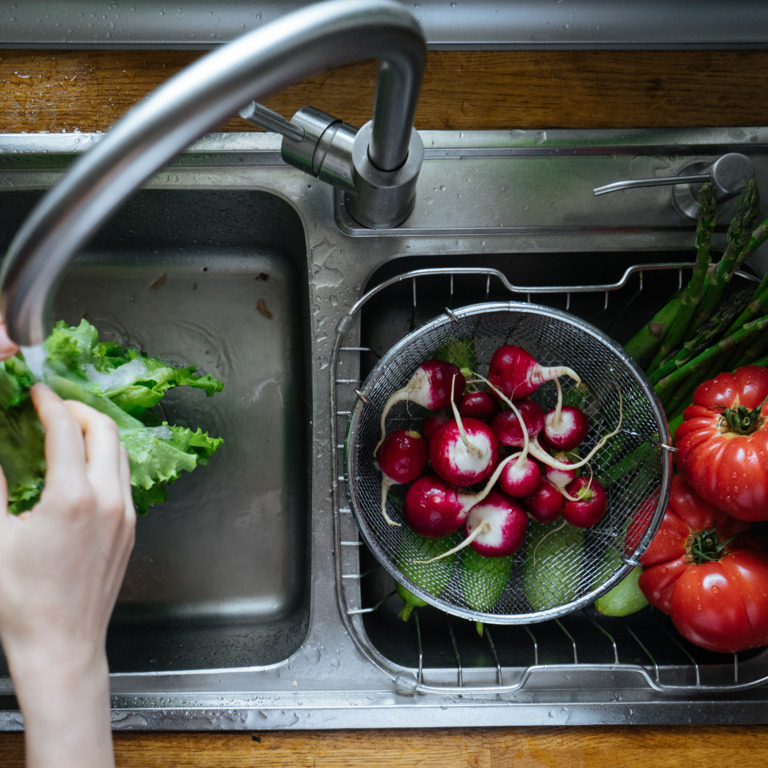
(729, 336, 768, 370)
(748, 353, 768, 368)
(648, 183, 717, 371)
(648, 287, 753, 384)
(693, 178, 760, 329)
(720, 215, 768, 336)
(623, 294, 682, 369)
(664, 213, 768, 388)
(654, 312, 768, 407)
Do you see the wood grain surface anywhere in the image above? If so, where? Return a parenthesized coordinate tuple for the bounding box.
(0, 50, 767, 133)
(0, 726, 767, 767)
(1, 46, 768, 764)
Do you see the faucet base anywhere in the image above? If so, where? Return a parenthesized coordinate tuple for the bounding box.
(344, 123, 424, 229)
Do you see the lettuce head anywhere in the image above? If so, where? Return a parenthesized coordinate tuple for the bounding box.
(0, 319, 224, 514)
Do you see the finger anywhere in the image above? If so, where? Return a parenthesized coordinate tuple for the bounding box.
(118, 446, 136, 520)
(0, 463, 9, 519)
(30, 384, 89, 492)
(62, 400, 124, 502)
(0, 320, 19, 361)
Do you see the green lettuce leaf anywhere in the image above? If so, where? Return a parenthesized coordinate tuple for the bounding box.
(0, 319, 223, 515)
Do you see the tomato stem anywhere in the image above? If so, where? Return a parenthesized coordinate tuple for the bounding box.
(688, 527, 729, 564)
(721, 392, 768, 436)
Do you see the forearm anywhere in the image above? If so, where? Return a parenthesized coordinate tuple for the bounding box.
(0, 387, 135, 767)
(8, 650, 114, 768)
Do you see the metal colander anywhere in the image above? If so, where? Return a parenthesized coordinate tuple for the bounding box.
(345, 302, 673, 624)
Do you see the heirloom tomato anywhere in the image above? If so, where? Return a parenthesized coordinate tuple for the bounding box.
(675, 365, 768, 521)
(638, 474, 768, 653)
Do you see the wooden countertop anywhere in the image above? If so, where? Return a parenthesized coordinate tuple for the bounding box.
(1, 725, 768, 766)
(1, 49, 768, 133)
(1, 47, 768, 764)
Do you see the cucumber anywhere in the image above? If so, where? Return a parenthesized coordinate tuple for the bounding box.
(395, 582, 429, 622)
(460, 547, 514, 613)
(434, 336, 477, 377)
(394, 528, 458, 620)
(592, 547, 649, 617)
(523, 522, 584, 612)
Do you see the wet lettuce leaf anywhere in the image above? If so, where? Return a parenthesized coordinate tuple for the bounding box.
(0, 319, 223, 514)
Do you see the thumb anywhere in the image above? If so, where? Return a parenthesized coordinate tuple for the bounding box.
(0, 321, 19, 361)
(0, 464, 9, 518)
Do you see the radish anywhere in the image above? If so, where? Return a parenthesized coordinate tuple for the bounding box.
(470, 377, 543, 499)
(525, 386, 624, 476)
(463, 490, 528, 557)
(488, 344, 581, 401)
(429, 416, 499, 487)
(414, 486, 528, 563)
(421, 412, 451, 442)
(523, 478, 565, 524)
(376, 429, 428, 526)
(403, 475, 477, 538)
(562, 476, 608, 527)
(457, 390, 499, 422)
(429, 372, 499, 487)
(374, 360, 466, 453)
(478, 370, 618, 493)
(543, 451, 578, 495)
(542, 378, 589, 451)
(543, 404, 589, 451)
(498, 452, 542, 498)
(491, 399, 545, 448)
(403, 451, 521, 539)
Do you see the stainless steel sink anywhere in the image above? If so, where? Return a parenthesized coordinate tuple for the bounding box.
(1, 127, 768, 729)
(0, 186, 313, 672)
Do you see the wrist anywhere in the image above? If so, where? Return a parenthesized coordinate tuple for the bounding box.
(6, 647, 115, 768)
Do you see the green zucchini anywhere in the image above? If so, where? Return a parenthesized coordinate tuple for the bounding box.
(394, 529, 458, 621)
(522, 522, 584, 612)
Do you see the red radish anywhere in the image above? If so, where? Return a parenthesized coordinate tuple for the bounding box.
(523, 478, 565, 524)
(375, 360, 466, 453)
(543, 451, 578, 495)
(498, 452, 542, 498)
(457, 390, 499, 421)
(562, 476, 608, 527)
(543, 404, 589, 451)
(421, 412, 451, 442)
(491, 399, 545, 447)
(403, 475, 478, 538)
(463, 490, 528, 557)
(543, 378, 589, 451)
(524, 384, 624, 478)
(471, 380, 544, 499)
(429, 416, 499, 486)
(488, 344, 581, 401)
(376, 429, 428, 525)
(403, 451, 524, 539)
(480, 371, 616, 493)
(429, 372, 500, 487)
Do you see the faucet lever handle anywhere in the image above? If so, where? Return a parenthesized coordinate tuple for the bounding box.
(239, 102, 306, 143)
(593, 152, 755, 220)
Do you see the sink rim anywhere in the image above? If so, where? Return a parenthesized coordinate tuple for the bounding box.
(2, 127, 768, 728)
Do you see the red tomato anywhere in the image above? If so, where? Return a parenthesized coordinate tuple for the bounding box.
(638, 475, 768, 653)
(675, 365, 768, 521)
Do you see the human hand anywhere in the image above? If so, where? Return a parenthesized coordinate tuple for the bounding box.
(0, 318, 19, 361)
(0, 383, 135, 768)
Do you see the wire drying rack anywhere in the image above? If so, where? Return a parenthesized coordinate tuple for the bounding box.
(330, 262, 768, 696)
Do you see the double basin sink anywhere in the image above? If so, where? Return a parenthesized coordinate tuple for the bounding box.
(0, 127, 767, 728)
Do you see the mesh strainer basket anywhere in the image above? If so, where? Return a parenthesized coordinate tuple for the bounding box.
(345, 302, 673, 624)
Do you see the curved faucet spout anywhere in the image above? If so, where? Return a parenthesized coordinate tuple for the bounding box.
(0, 0, 425, 346)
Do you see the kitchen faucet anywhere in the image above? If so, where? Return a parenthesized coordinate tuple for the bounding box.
(0, 0, 425, 346)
